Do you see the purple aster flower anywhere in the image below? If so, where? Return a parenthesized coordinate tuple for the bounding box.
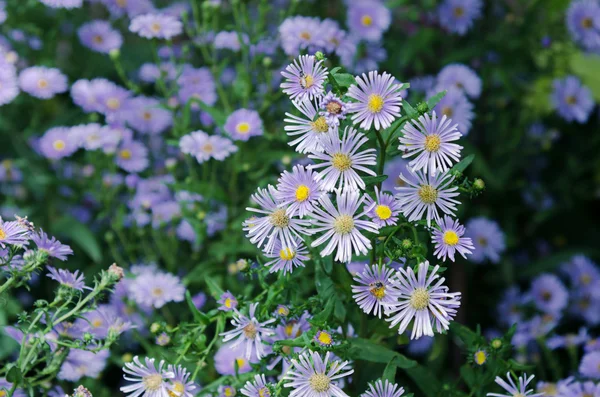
(33, 229, 73, 260)
(46, 266, 85, 290)
(319, 91, 348, 130)
(72, 304, 131, 339)
(364, 186, 401, 228)
(115, 140, 149, 173)
(214, 31, 248, 51)
(275, 165, 324, 217)
(319, 19, 348, 54)
(38, 127, 78, 160)
(464, 217, 505, 264)
(438, 0, 483, 36)
(0, 159, 22, 182)
(399, 111, 463, 176)
(308, 126, 377, 192)
(220, 302, 275, 359)
(586, 338, 600, 353)
(39, 0, 82, 8)
(0, 379, 25, 397)
(0, 66, 19, 106)
(284, 98, 330, 154)
(567, 0, 600, 52)
(18, 66, 67, 99)
(241, 374, 271, 397)
(283, 351, 354, 397)
(179, 130, 238, 163)
(218, 385, 237, 397)
(58, 349, 109, 382)
(128, 270, 185, 309)
(562, 381, 600, 397)
(362, 379, 405, 397)
(214, 342, 258, 376)
(487, 373, 543, 397)
(120, 356, 175, 397)
(563, 255, 600, 288)
(546, 328, 589, 350)
(580, 351, 600, 379)
(177, 66, 217, 107)
(99, 0, 155, 18)
(570, 288, 600, 325)
(347, 1, 391, 42)
(436, 63, 482, 99)
(310, 189, 379, 263)
(551, 76, 594, 123)
(224, 109, 263, 141)
(395, 169, 460, 227)
(152, 200, 181, 227)
(535, 377, 575, 397)
(95, 80, 132, 119)
(352, 264, 400, 318)
(347, 70, 403, 131)
(129, 13, 182, 39)
(529, 274, 568, 314)
(278, 16, 325, 56)
(70, 78, 107, 113)
(432, 216, 474, 262)
(78, 20, 123, 54)
(218, 291, 238, 312)
(385, 261, 461, 339)
(124, 96, 172, 135)
(167, 364, 197, 397)
(432, 87, 474, 135)
(281, 55, 328, 101)
(0, 217, 30, 248)
(264, 237, 309, 274)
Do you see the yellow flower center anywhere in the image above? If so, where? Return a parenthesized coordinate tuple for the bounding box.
(143, 111, 152, 120)
(300, 74, 314, 88)
(581, 274, 592, 285)
(566, 95, 577, 105)
(0, 227, 6, 240)
(442, 106, 453, 117)
(151, 22, 161, 33)
(311, 116, 329, 133)
(92, 319, 103, 328)
(119, 149, 132, 160)
(93, 35, 104, 44)
(453, 6, 465, 17)
(279, 247, 296, 260)
(410, 287, 430, 310)
(375, 205, 392, 220)
(167, 382, 186, 397)
(152, 288, 163, 297)
(361, 14, 373, 26)
(295, 185, 310, 202)
(258, 387, 270, 397)
(236, 122, 251, 134)
(317, 331, 333, 345)
(370, 281, 386, 299)
(37, 79, 49, 89)
(202, 143, 214, 153)
(424, 135, 442, 152)
(53, 140, 66, 151)
(473, 350, 487, 365)
(418, 185, 438, 204)
(143, 374, 163, 391)
(331, 153, 352, 171)
(300, 31, 311, 40)
(326, 101, 342, 114)
(582, 17, 593, 29)
(334, 214, 354, 234)
(243, 323, 257, 339)
(367, 94, 384, 113)
(224, 297, 233, 308)
(443, 230, 459, 246)
(0, 391, 6, 397)
(269, 209, 290, 228)
(107, 98, 120, 110)
(224, 387, 235, 397)
(309, 374, 331, 392)
(235, 357, 246, 368)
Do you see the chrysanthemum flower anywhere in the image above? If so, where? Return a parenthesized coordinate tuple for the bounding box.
(278, 16, 325, 56)
(385, 261, 461, 339)
(218, 291, 238, 312)
(284, 98, 330, 154)
(39, 127, 79, 160)
(241, 374, 271, 397)
(214, 342, 258, 376)
(361, 379, 405, 397)
(567, 0, 600, 52)
(551, 76, 594, 124)
(128, 271, 185, 309)
(347, 71, 403, 131)
(115, 140, 149, 173)
(275, 165, 324, 217)
(283, 351, 354, 397)
(464, 217, 505, 264)
(438, 0, 482, 36)
(487, 372, 543, 397)
(244, 185, 312, 254)
(432, 87, 474, 135)
(129, 13, 183, 40)
(220, 303, 275, 359)
(319, 91, 348, 129)
(436, 64, 482, 99)
(395, 169, 460, 227)
(281, 55, 328, 101)
(310, 189, 379, 263)
(431, 216, 474, 262)
(352, 264, 400, 318)
(78, 20, 123, 54)
(308, 126, 377, 192)
(0, 217, 31, 248)
(19, 66, 68, 99)
(529, 274, 568, 314)
(224, 109, 264, 141)
(167, 365, 197, 397)
(347, 1, 391, 42)
(46, 266, 86, 291)
(218, 385, 237, 397)
(364, 187, 401, 228)
(120, 356, 175, 397)
(179, 130, 238, 164)
(124, 96, 173, 135)
(32, 229, 73, 261)
(264, 238, 309, 275)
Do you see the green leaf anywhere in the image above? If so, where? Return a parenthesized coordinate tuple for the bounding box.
(348, 338, 416, 367)
(382, 357, 399, 382)
(6, 364, 22, 383)
(426, 90, 447, 110)
(185, 290, 210, 325)
(311, 298, 335, 323)
(331, 73, 356, 88)
(406, 365, 441, 397)
(329, 66, 342, 75)
(334, 299, 346, 322)
(450, 322, 480, 346)
(451, 154, 475, 173)
(364, 175, 388, 186)
(570, 52, 600, 101)
(204, 276, 225, 298)
(51, 216, 102, 263)
(403, 101, 418, 118)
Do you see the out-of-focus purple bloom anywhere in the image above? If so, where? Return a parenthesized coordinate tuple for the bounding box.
(432, 87, 474, 135)
(214, 31, 248, 51)
(33, 230, 73, 261)
(278, 16, 324, 56)
(436, 63, 482, 99)
(18, 66, 68, 99)
(224, 109, 263, 141)
(529, 274, 568, 314)
(438, 0, 483, 36)
(38, 127, 78, 160)
(78, 20, 123, 53)
(128, 270, 185, 309)
(129, 13, 182, 39)
(58, 349, 109, 382)
(124, 96, 173, 135)
(115, 140, 149, 173)
(347, 1, 391, 42)
(551, 76, 595, 123)
(39, 0, 82, 9)
(580, 351, 600, 379)
(214, 342, 258, 376)
(465, 217, 505, 264)
(567, 0, 600, 52)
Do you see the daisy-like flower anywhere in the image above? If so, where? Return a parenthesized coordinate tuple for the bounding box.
(278, 16, 325, 56)
(564, 381, 600, 397)
(0, 66, 19, 106)
(395, 169, 460, 227)
(120, 356, 175, 397)
(264, 238, 309, 275)
(319, 91, 348, 129)
(78, 20, 123, 54)
(464, 217, 505, 264)
(124, 96, 173, 135)
(39, 127, 79, 160)
(310, 189, 379, 263)
(431, 216, 474, 262)
(438, 0, 483, 36)
(432, 87, 474, 135)
(220, 303, 275, 359)
(166, 365, 197, 397)
(309, 126, 377, 192)
(529, 274, 568, 314)
(224, 109, 264, 141)
(275, 165, 324, 217)
(18, 66, 68, 99)
(0, 217, 30, 248)
(399, 111, 463, 176)
(218, 291, 239, 312)
(244, 185, 311, 254)
(385, 261, 461, 339)
(241, 374, 271, 397)
(567, 0, 600, 53)
(214, 342, 259, 376)
(115, 140, 149, 173)
(219, 386, 237, 397)
(472, 350, 488, 366)
(39, 0, 82, 8)
(361, 379, 405, 397)
(32, 229, 73, 261)
(347, 71, 403, 131)
(347, 1, 391, 42)
(129, 13, 183, 40)
(487, 372, 543, 397)
(551, 76, 594, 124)
(284, 98, 330, 154)
(284, 351, 353, 397)
(314, 330, 334, 346)
(580, 351, 600, 379)
(364, 187, 401, 228)
(128, 271, 185, 309)
(352, 264, 400, 318)
(179, 130, 238, 163)
(46, 266, 86, 291)
(436, 64, 482, 99)
(281, 55, 328, 101)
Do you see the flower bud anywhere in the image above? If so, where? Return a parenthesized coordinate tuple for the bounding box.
(150, 323, 161, 334)
(109, 48, 120, 60)
(417, 102, 429, 115)
(108, 263, 124, 281)
(401, 239, 412, 249)
(473, 178, 485, 190)
(262, 57, 272, 68)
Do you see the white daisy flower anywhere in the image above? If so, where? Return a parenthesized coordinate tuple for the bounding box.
(283, 351, 354, 397)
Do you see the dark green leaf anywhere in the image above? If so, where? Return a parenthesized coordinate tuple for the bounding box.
(426, 90, 447, 110)
(6, 364, 22, 383)
(205, 276, 225, 297)
(185, 290, 210, 325)
(348, 338, 416, 367)
(451, 154, 475, 173)
(403, 101, 418, 118)
(364, 175, 388, 186)
(332, 73, 356, 88)
(406, 365, 441, 397)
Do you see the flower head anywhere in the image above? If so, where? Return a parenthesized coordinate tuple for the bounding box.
(179, 130, 238, 163)
(487, 372, 543, 397)
(278, 16, 326, 56)
(347, 1, 391, 42)
(78, 20, 123, 54)
(128, 271, 185, 309)
(0, 217, 31, 248)
(214, 342, 259, 376)
(436, 64, 481, 99)
(124, 96, 173, 135)
(285, 98, 330, 154)
(283, 351, 354, 397)
(264, 238, 309, 275)
(218, 291, 238, 312)
(275, 165, 324, 217)
(220, 303, 275, 359)
(46, 266, 86, 291)
(281, 55, 328, 101)
(241, 374, 271, 397)
(224, 109, 264, 141)
(18, 66, 68, 99)
(120, 356, 175, 397)
(464, 217, 505, 264)
(361, 379, 405, 397)
(352, 264, 400, 318)
(432, 87, 474, 135)
(438, 0, 483, 36)
(39, 0, 82, 8)
(33, 229, 73, 261)
(129, 13, 183, 39)
(567, 0, 600, 52)
(115, 140, 149, 173)
(551, 76, 594, 123)
(0, 66, 19, 106)
(530, 274, 569, 314)
(167, 364, 197, 397)
(319, 91, 348, 129)
(431, 216, 474, 262)
(364, 187, 401, 228)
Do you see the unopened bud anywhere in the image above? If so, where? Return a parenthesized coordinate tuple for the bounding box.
(262, 57, 272, 68)
(401, 239, 412, 249)
(72, 385, 93, 397)
(109, 48, 120, 60)
(417, 102, 429, 115)
(473, 178, 485, 190)
(150, 323, 161, 334)
(108, 263, 124, 281)
(315, 51, 325, 61)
